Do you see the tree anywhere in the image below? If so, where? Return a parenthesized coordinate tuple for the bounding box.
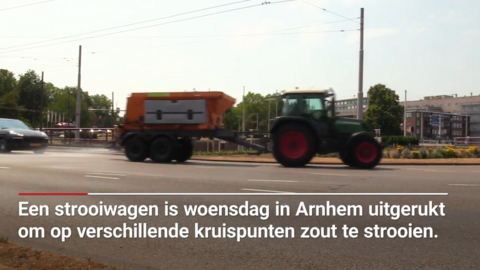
(0, 69, 17, 97)
(16, 70, 42, 126)
(0, 69, 21, 119)
(222, 91, 284, 133)
(90, 94, 113, 127)
(364, 84, 403, 136)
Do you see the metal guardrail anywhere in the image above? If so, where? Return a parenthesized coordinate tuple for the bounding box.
(454, 137, 480, 146)
(42, 128, 115, 146)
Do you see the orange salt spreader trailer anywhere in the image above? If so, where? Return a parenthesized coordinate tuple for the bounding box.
(116, 91, 267, 163)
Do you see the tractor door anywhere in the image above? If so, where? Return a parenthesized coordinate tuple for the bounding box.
(300, 95, 329, 138)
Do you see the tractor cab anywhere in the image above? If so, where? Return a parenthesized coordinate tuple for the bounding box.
(280, 88, 336, 120)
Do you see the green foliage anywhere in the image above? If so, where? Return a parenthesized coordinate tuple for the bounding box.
(317, 153, 339, 158)
(0, 69, 120, 128)
(411, 151, 421, 159)
(381, 136, 420, 146)
(364, 84, 403, 136)
(223, 92, 283, 132)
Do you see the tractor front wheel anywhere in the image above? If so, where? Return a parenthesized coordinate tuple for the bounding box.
(339, 149, 354, 167)
(272, 124, 316, 167)
(349, 136, 382, 169)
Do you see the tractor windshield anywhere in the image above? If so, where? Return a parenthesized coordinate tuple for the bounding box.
(282, 94, 325, 121)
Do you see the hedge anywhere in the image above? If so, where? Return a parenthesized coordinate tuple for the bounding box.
(193, 146, 480, 159)
(381, 136, 420, 146)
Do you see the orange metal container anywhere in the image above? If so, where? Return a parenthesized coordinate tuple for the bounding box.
(123, 91, 236, 131)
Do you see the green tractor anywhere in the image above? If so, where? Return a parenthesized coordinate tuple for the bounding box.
(269, 88, 383, 169)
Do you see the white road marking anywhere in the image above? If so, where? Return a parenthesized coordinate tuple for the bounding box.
(86, 172, 126, 177)
(241, 188, 295, 193)
(85, 175, 120, 180)
(448, 184, 480, 187)
(0, 166, 10, 169)
(247, 179, 298, 183)
(405, 168, 455, 173)
(311, 173, 349, 177)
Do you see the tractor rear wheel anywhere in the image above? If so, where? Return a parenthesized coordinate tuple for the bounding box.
(150, 137, 175, 163)
(272, 124, 316, 167)
(175, 138, 194, 163)
(125, 137, 148, 162)
(339, 149, 354, 167)
(349, 136, 382, 169)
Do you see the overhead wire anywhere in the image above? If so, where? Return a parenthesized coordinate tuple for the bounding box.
(0, 0, 295, 54)
(1, 18, 357, 58)
(91, 29, 358, 55)
(0, 18, 354, 39)
(298, 0, 359, 24)
(0, 0, 56, 12)
(0, 0, 254, 51)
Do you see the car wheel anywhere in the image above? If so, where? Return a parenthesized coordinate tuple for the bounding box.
(34, 148, 47, 155)
(0, 139, 11, 154)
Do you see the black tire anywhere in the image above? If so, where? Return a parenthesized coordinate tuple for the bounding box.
(339, 149, 354, 167)
(125, 137, 148, 162)
(34, 148, 47, 155)
(175, 138, 194, 163)
(348, 136, 382, 169)
(0, 139, 11, 154)
(150, 137, 175, 163)
(272, 123, 317, 167)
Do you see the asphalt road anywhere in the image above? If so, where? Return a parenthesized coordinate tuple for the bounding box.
(1, 149, 479, 270)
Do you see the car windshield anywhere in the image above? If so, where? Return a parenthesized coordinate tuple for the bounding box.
(0, 119, 31, 130)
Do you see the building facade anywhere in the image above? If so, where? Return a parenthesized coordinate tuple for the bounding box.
(334, 92, 479, 137)
(460, 102, 480, 137)
(404, 109, 470, 140)
(335, 97, 369, 118)
(400, 94, 480, 137)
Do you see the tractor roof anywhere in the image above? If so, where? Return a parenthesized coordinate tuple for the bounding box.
(282, 88, 334, 95)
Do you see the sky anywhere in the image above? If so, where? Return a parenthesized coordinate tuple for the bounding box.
(1, 0, 479, 110)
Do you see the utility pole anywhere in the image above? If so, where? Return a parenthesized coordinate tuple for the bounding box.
(75, 45, 82, 139)
(356, 7, 364, 120)
(275, 89, 278, 117)
(112, 91, 114, 126)
(438, 114, 441, 139)
(242, 86, 246, 150)
(420, 111, 424, 142)
(465, 115, 468, 136)
(404, 90, 407, 136)
(242, 86, 246, 133)
(39, 71, 44, 130)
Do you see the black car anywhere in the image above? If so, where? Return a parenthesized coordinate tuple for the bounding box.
(0, 118, 49, 154)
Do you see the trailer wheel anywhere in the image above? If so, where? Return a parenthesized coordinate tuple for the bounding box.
(125, 137, 148, 162)
(150, 137, 175, 163)
(272, 123, 316, 167)
(174, 138, 193, 163)
(349, 136, 382, 169)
